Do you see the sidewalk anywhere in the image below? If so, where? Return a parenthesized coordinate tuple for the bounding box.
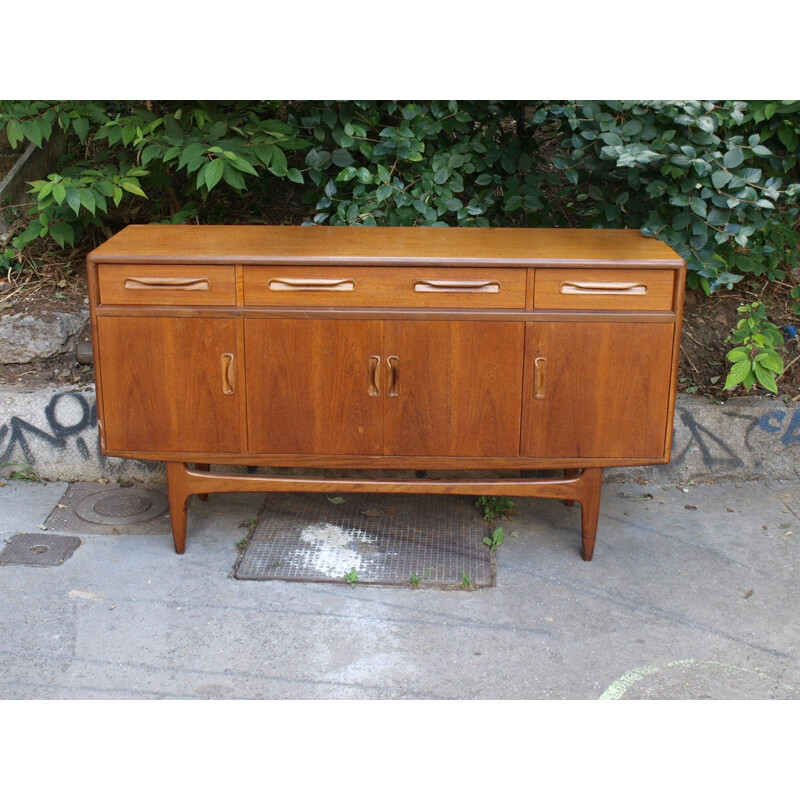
(1, 475, 798, 700)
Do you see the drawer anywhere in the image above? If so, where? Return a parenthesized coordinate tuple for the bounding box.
(97, 264, 237, 306)
(243, 267, 527, 308)
(533, 268, 675, 311)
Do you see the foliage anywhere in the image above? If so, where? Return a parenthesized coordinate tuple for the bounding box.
(476, 495, 516, 523)
(3, 100, 800, 298)
(409, 566, 433, 588)
(343, 568, 359, 587)
(724, 301, 784, 394)
(0, 100, 309, 250)
(482, 527, 505, 553)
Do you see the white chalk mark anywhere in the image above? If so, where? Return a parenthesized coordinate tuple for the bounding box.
(600, 658, 799, 699)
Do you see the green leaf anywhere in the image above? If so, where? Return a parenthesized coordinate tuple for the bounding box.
(726, 347, 749, 363)
(689, 196, 707, 218)
(224, 151, 259, 176)
(222, 162, 247, 190)
(711, 170, 731, 189)
(52, 183, 66, 205)
(751, 144, 772, 157)
(778, 125, 799, 152)
(356, 167, 372, 184)
(286, 168, 304, 184)
(331, 148, 355, 168)
(754, 352, 784, 373)
(178, 141, 206, 170)
(753, 363, 779, 393)
(12, 219, 44, 248)
(65, 186, 81, 215)
(204, 158, 224, 190)
(6, 119, 23, 149)
(336, 166, 357, 182)
(49, 221, 75, 248)
(724, 358, 752, 389)
(21, 119, 43, 148)
(268, 147, 288, 176)
(78, 187, 96, 215)
(120, 180, 147, 198)
(723, 148, 744, 168)
(72, 116, 90, 143)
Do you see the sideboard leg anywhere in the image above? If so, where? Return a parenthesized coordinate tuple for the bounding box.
(195, 463, 210, 501)
(166, 461, 189, 554)
(578, 468, 603, 561)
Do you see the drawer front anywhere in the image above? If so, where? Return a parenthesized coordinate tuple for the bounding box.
(243, 266, 527, 308)
(533, 268, 675, 311)
(98, 264, 237, 306)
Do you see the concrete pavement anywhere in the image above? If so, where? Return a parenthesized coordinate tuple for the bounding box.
(1, 475, 798, 700)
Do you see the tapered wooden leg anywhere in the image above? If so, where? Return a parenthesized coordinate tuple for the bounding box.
(578, 468, 603, 561)
(195, 463, 210, 501)
(166, 462, 189, 554)
(563, 469, 580, 505)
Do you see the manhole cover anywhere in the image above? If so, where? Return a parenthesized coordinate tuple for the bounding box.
(236, 492, 494, 589)
(74, 487, 169, 525)
(0, 533, 81, 567)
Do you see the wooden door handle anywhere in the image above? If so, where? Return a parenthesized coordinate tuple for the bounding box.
(559, 281, 647, 295)
(367, 355, 381, 397)
(413, 279, 500, 293)
(534, 357, 547, 399)
(268, 278, 356, 292)
(221, 353, 236, 395)
(124, 277, 211, 291)
(387, 356, 400, 397)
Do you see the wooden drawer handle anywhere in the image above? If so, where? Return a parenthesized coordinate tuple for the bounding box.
(124, 277, 211, 291)
(221, 353, 236, 395)
(367, 355, 381, 397)
(560, 281, 647, 295)
(534, 357, 547, 399)
(387, 355, 400, 397)
(268, 278, 355, 292)
(413, 279, 500, 293)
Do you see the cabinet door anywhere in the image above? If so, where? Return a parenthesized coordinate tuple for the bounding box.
(96, 316, 243, 454)
(245, 319, 384, 455)
(521, 321, 675, 459)
(383, 321, 525, 457)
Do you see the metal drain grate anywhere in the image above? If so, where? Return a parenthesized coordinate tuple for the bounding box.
(0, 533, 81, 567)
(235, 492, 493, 589)
(44, 482, 171, 535)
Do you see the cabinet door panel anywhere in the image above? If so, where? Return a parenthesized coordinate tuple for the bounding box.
(521, 321, 674, 459)
(97, 316, 242, 454)
(383, 321, 524, 457)
(245, 319, 383, 455)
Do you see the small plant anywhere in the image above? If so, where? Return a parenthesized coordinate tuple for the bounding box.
(482, 527, 505, 553)
(724, 301, 784, 394)
(409, 566, 434, 587)
(235, 537, 249, 551)
(476, 495, 515, 523)
(1, 462, 43, 482)
(460, 570, 473, 589)
(343, 568, 359, 587)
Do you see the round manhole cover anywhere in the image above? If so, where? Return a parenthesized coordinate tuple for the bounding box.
(75, 487, 169, 525)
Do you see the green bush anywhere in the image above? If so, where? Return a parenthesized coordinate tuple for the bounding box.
(2, 99, 800, 297)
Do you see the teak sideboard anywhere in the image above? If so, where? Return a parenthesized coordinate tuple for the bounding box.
(86, 225, 686, 560)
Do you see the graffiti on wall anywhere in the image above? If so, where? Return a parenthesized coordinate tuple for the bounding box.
(2, 392, 800, 475)
(0, 392, 157, 473)
(671, 404, 800, 472)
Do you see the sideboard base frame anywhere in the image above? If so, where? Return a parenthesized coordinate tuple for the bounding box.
(165, 462, 604, 561)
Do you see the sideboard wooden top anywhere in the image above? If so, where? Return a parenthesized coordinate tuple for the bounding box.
(87, 225, 684, 268)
